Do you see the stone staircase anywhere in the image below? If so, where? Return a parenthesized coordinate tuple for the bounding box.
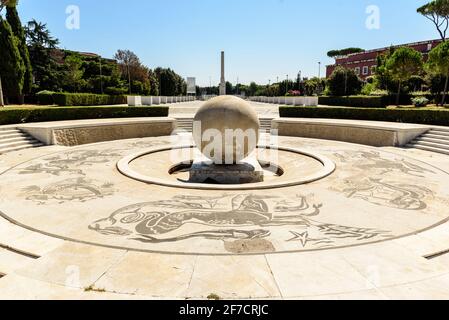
(407, 127, 449, 155)
(174, 117, 273, 133)
(0, 127, 44, 155)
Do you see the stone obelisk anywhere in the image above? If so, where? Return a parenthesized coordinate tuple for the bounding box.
(219, 51, 226, 95)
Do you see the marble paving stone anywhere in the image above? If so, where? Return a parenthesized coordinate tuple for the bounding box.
(15, 242, 127, 289)
(94, 252, 195, 298)
(428, 252, 449, 266)
(266, 252, 371, 298)
(0, 273, 150, 300)
(378, 273, 449, 300)
(296, 289, 389, 300)
(0, 249, 36, 274)
(392, 234, 447, 257)
(340, 242, 449, 288)
(417, 223, 449, 255)
(186, 256, 281, 299)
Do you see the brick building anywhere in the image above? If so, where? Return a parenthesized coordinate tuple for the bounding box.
(326, 39, 442, 81)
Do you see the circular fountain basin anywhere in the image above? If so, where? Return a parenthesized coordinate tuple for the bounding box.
(117, 145, 336, 190)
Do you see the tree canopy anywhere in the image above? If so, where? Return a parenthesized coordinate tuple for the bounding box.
(0, 16, 25, 103)
(6, 5, 32, 94)
(385, 47, 423, 104)
(25, 19, 60, 91)
(418, 0, 449, 40)
(114, 49, 152, 95)
(427, 41, 449, 104)
(326, 66, 362, 96)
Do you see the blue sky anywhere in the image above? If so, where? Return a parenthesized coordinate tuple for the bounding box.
(18, 0, 436, 86)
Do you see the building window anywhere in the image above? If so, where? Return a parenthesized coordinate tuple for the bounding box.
(427, 43, 433, 51)
(371, 66, 376, 75)
(354, 67, 360, 75)
(362, 66, 369, 75)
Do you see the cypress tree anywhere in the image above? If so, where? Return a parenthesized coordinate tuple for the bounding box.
(6, 5, 32, 96)
(0, 16, 25, 104)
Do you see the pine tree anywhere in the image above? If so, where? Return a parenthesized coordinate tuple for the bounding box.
(0, 16, 25, 104)
(6, 5, 32, 96)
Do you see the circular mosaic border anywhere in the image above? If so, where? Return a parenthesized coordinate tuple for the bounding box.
(0, 136, 448, 256)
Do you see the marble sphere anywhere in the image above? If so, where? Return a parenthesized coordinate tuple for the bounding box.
(193, 96, 260, 164)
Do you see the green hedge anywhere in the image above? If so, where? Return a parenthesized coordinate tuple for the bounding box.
(36, 91, 56, 105)
(279, 106, 449, 126)
(36, 92, 127, 106)
(0, 106, 168, 125)
(318, 96, 389, 108)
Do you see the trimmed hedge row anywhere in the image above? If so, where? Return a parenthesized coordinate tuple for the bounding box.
(318, 96, 389, 108)
(279, 106, 449, 126)
(37, 92, 127, 106)
(0, 106, 169, 126)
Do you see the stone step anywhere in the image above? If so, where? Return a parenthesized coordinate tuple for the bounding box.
(0, 142, 44, 155)
(407, 143, 449, 156)
(431, 127, 449, 133)
(0, 125, 20, 131)
(0, 136, 36, 145)
(424, 133, 449, 142)
(175, 118, 272, 133)
(0, 139, 41, 150)
(419, 136, 449, 146)
(411, 140, 449, 151)
(0, 132, 27, 141)
(430, 130, 449, 137)
(0, 129, 22, 135)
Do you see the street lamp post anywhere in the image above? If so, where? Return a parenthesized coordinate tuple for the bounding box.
(0, 75, 4, 107)
(99, 56, 104, 94)
(317, 62, 322, 95)
(286, 74, 289, 95)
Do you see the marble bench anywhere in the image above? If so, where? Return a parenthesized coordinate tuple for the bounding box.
(18, 118, 176, 146)
(128, 96, 195, 106)
(250, 96, 319, 106)
(272, 118, 430, 147)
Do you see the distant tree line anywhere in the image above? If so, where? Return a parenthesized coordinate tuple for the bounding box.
(197, 77, 326, 98)
(0, 1, 186, 105)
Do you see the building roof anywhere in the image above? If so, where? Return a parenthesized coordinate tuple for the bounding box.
(327, 39, 442, 68)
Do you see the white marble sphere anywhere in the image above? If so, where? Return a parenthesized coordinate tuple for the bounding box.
(193, 96, 260, 164)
